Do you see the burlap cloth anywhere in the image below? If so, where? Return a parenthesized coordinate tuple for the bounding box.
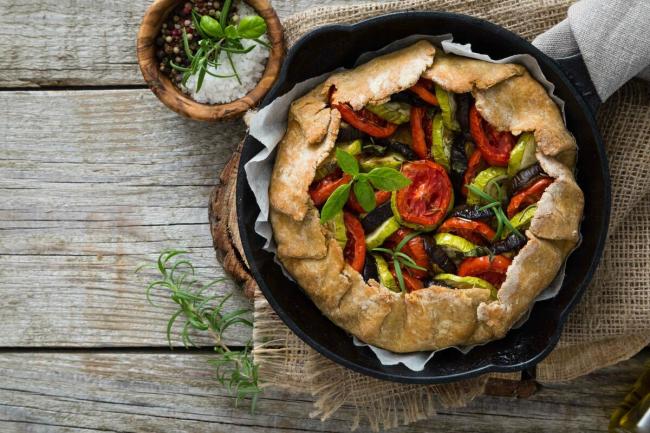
(209, 0, 650, 430)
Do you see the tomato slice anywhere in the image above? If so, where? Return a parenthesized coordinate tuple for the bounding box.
(458, 255, 512, 287)
(347, 190, 390, 214)
(507, 177, 553, 218)
(438, 217, 496, 245)
(343, 212, 366, 273)
(386, 228, 429, 278)
(334, 103, 398, 138)
(469, 105, 515, 167)
(409, 79, 439, 106)
(394, 160, 453, 229)
(409, 106, 429, 159)
(309, 172, 352, 206)
(462, 149, 486, 196)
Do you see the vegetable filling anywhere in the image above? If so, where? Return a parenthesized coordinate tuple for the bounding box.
(309, 86, 554, 294)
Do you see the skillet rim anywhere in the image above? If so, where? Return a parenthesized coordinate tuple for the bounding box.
(236, 11, 610, 383)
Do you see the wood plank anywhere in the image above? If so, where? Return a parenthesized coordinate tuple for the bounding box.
(0, 0, 392, 87)
(0, 350, 647, 433)
(0, 89, 252, 347)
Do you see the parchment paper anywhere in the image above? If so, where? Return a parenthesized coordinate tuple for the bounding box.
(245, 34, 570, 371)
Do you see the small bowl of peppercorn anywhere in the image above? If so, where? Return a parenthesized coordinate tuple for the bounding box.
(137, 0, 284, 121)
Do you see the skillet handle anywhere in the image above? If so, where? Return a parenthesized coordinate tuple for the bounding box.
(555, 54, 601, 115)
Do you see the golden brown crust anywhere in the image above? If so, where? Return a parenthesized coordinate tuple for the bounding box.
(327, 40, 436, 109)
(422, 51, 525, 93)
(529, 154, 584, 242)
(477, 233, 564, 337)
(269, 85, 340, 221)
(473, 71, 576, 156)
(270, 206, 328, 259)
(268, 42, 583, 352)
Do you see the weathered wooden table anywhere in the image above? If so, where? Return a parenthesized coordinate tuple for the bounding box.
(0, 1, 647, 431)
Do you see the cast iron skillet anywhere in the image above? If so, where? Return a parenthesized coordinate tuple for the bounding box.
(236, 12, 610, 383)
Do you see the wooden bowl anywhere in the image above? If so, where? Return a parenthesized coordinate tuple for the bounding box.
(136, 0, 284, 121)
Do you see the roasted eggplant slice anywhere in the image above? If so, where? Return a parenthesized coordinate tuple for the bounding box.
(390, 91, 429, 107)
(362, 253, 379, 282)
(372, 138, 418, 160)
(449, 135, 469, 197)
(337, 122, 367, 142)
(423, 236, 457, 274)
(449, 205, 493, 220)
(490, 233, 527, 255)
(456, 92, 472, 139)
(511, 163, 548, 193)
(361, 201, 394, 233)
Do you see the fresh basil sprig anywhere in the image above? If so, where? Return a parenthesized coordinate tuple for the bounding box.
(372, 231, 427, 293)
(319, 148, 411, 223)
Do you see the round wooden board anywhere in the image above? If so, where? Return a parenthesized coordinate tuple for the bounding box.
(209, 140, 258, 299)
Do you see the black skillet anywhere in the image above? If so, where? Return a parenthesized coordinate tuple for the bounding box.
(236, 12, 610, 383)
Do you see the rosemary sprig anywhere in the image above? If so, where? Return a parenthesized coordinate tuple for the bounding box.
(171, 2, 269, 92)
(136, 249, 261, 411)
(372, 231, 427, 293)
(466, 183, 522, 239)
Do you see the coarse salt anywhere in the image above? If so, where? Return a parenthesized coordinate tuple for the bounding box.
(182, 2, 269, 104)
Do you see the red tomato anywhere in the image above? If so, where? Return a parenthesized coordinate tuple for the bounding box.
(347, 190, 391, 214)
(309, 173, 352, 206)
(507, 177, 554, 218)
(458, 255, 512, 287)
(394, 161, 453, 229)
(386, 228, 429, 278)
(469, 105, 515, 167)
(409, 106, 429, 159)
(408, 79, 439, 106)
(438, 217, 496, 245)
(334, 103, 398, 138)
(462, 149, 486, 196)
(343, 212, 366, 273)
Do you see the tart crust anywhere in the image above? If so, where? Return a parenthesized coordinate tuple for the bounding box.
(268, 41, 584, 352)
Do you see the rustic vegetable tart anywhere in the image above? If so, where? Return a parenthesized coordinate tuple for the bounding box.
(268, 40, 583, 353)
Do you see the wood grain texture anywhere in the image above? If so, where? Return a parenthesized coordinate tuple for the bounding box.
(0, 350, 647, 433)
(136, 0, 285, 121)
(0, 0, 392, 88)
(0, 89, 252, 347)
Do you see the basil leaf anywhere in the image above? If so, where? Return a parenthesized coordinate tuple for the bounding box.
(224, 24, 239, 39)
(320, 183, 351, 223)
(367, 167, 411, 191)
(336, 148, 359, 176)
(237, 15, 267, 39)
(353, 180, 376, 213)
(200, 15, 224, 38)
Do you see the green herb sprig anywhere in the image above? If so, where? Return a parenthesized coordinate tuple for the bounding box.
(320, 148, 411, 223)
(466, 182, 522, 240)
(136, 250, 261, 411)
(171, 0, 269, 92)
(371, 231, 427, 293)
